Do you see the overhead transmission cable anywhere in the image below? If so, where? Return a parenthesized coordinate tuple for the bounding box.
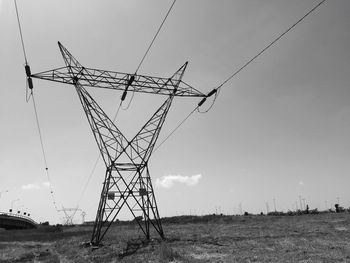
(76, 0, 178, 207)
(215, 0, 327, 91)
(153, 106, 198, 153)
(75, 101, 122, 208)
(122, 0, 176, 110)
(121, 0, 177, 110)
(14, 0, 28, 64)
(135, 0, 177, 74)
(14, 0, 60, 215)
(154, 0, 327, 152)
(31, 94, 59, 212)
(14, 0, 33, 102)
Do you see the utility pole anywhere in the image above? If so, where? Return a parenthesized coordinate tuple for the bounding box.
(273, 198, 277, 212)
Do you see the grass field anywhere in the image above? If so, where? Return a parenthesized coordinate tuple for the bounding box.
(1, 212, 350, 262)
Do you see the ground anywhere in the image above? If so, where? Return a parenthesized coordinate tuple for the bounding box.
(1, 213, 350, 262)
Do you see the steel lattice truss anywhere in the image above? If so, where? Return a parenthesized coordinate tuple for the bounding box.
(57, 207, 81, 225)
(31, 42, 206, 246)
(32, 42, 205, 98)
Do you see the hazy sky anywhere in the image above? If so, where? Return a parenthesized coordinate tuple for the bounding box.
(1, 0, 350, 224)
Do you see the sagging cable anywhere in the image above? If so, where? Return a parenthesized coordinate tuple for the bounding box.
(199, 0, 327, 113)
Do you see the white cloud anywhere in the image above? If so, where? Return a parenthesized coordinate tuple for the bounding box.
(156, 174, 202, 188)
(42, 182, 50, 188)
(21, 182, 50, 190)
(298, 181, 304, 185)
(21, 183, 40, 190)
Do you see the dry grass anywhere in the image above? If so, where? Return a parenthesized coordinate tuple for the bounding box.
(1, 213, 350, 262)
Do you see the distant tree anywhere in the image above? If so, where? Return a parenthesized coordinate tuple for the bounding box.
(309, 208, 319, 214)
(335, 204, 345, 213)
(133, 216, 143, 222)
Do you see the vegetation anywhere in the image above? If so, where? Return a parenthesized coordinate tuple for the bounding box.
(1, 212, 350, 262)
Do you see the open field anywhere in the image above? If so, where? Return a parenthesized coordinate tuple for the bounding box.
(1, 212, 350, 262)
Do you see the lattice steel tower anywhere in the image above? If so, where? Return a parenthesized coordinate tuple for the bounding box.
(31, 42, 207, 246)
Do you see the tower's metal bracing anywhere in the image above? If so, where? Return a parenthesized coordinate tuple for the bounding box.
(32, 42, 205, 98)
(57, 207, 81, 225)
(31, 42, 206, 246)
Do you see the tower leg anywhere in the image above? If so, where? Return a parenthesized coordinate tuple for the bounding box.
(90, 164, 164, 246)
(143, 166, 164, 238)
(90, 169, 112, 246)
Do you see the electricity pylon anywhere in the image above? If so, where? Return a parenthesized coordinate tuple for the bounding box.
(81, 211, 86, 224)
(31, 42, 206, 246)
(58, 207, 81, 225)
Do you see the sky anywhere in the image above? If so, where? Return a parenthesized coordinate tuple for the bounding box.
(1, 0, 350, 224)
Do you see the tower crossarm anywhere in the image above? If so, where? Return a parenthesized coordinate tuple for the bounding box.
(31, 66, 205, 97)
(30, 42, 206, 98)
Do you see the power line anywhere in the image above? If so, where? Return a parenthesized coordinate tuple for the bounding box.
(17, 0, 328, 219)
(153, 0, 327, 152)
(216, 0, 327, 90)
(154, 105, 198, 153)
(31, 93, 59, 213)
(75, 101, 123, 209)
(15, 0, 60, 218)
(76, 1, 178, 203)
(135, 0, 177, 74)
(14, 0, 28, 64)
(123, 0, 177, 108)
(75, 155, 101, 207)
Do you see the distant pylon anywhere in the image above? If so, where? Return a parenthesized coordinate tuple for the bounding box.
(58, 207, 81, 225)
(81, 211, 86, 224)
